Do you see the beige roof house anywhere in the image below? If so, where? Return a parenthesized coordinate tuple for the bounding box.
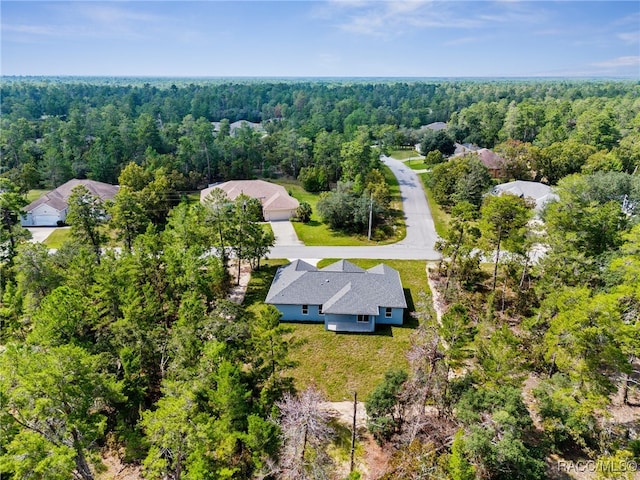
(200, 179, 299, 221)
(21, 179, 119, 227)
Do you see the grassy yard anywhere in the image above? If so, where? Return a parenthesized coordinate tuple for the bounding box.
(243, 258, 431, 400)
(243, 259, 290, 315)
(43, 224, 122, 249)
(405, 159, 431, 171)
(26, 189, 50, 203)
(273, 173, 405, 246)
(419, 173, 449, 237)
(388, 149, 422, 160)
(42, 228, 72, 248)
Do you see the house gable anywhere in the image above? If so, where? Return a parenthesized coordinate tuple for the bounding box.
(200, 180, 299, 220)
(22, 179, 118, 227)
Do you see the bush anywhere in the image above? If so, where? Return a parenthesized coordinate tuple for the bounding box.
(295, 202, 312, 223)
(317, 182, 380, 234)
(428, 156, 492, 210)
(365, 369, 408, 443)
(420, 129, 455, 156)
(298, 166, 329, 192)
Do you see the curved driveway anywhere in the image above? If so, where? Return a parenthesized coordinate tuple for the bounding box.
(269, 156, 440, 261)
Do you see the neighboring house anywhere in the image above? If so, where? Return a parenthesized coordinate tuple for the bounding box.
(421, 122, 448, 132)
(475, 148, 506, 179)
(453, 142, 481, 156)
(452, 145, 505, 177)
(212, 120, 266, 137)
(21, 179, 119, 227)
(265, 259, 407, 333)
(492, 181, 559, 215)
(200, 179, 299, 221)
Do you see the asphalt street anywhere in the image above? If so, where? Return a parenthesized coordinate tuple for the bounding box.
(270, 156, 441, 261)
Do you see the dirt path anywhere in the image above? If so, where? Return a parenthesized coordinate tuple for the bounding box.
(98, 451, 142, 480)
(425, 263, 445, 324)
(321, 401, 391, 479)
(226, 261, 252, 303)
(321, 401, 368, 427)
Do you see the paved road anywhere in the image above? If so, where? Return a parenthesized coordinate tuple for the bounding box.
(269, 156, 440, 261)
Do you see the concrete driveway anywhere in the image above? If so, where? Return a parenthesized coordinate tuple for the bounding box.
(26, 226, 60, 243)
(269, 220, 304, 246)
(269, 156, 440, 261)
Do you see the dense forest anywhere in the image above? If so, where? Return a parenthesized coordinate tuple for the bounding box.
(1, 78, 640, 479)
(1, 79, 639, 190)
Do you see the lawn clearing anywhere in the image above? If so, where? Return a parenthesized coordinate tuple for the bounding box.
(405, 159, 431, 171)
(26, 189, 50, 203)
(419, 173, 449, 237)
(43, 225, 121, 249)
(43, 228, 71, 248)
(243, 259, 289, 315)
(388, 149, 421, 160)
(244, 258, 431, 401)
(273, 173, 405, 246)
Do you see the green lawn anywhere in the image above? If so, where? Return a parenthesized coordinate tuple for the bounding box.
(244, 258, 431, 400)
(388, 149, 421, 160)
(243, 259, 290, 315)
(26, 189, 50, 203)
(42, 228, 72, 248)
(186, 192, 201, 204)
(262, 222, 274, 237)
(419, 173, 449, 237)
(273, 175, 405, 246)
(405, 159, 431, 171)
(43, 225, 122, 249)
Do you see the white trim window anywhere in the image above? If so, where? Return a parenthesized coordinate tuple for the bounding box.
(385, 307, 393, 318)
(302, 304, 309, 315)
(319, 304, 324, 315)
(357, 314, 369, 323)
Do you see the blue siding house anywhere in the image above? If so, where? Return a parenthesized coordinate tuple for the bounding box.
(265, 260, 407, 333)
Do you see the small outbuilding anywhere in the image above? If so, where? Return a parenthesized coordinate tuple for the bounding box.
(21, 179, 119, 227)
(200, 179, 299, 221)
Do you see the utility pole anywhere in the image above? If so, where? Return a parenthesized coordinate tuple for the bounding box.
(367, 193, 373, 241)
(350, 391, 357, 473)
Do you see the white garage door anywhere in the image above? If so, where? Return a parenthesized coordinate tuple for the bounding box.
(265, 209, 293, 221)
(34, 215, 61, 226)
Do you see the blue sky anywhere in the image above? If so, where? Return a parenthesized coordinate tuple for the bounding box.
(2, 1, 639, 77)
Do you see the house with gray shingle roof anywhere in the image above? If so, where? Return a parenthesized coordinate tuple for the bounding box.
(491, 180, 559, 216)
(21, 179, 119, 226)
(265, 259, 407, 333)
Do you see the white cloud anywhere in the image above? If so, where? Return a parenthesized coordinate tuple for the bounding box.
(75, 4, 162, 24)
(2, 24, 57, 36)
(320, 0, 545, 37)
(618, 31, 640, 45)
(443, 36, 484, 46)
(592, 56, 640, 68)
(3, 3, 169, 43)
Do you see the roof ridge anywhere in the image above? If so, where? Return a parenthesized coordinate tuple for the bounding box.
(322, 282, 352, 311)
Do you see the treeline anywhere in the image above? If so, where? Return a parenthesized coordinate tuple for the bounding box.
(1, 79, 639, 192)
(361, 170, 640, 478)
(0, 177, 292, 479)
